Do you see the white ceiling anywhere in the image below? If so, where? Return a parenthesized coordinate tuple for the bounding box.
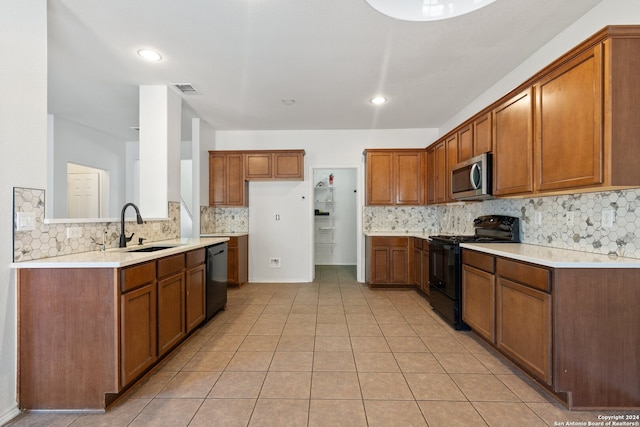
(47, 0, 602, 141)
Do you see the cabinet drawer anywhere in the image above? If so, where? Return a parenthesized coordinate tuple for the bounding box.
(496, 258, 550, 292)
(463, 250, 495, 273)
(121, 261, 156, 293)
(186, 248, 205, 268)
(371, 236, 408, 247)
(157, 254, 185, 278)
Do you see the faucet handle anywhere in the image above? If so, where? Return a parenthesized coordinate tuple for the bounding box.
(138, 237, 147, 245)
(125, 232, 135, 242)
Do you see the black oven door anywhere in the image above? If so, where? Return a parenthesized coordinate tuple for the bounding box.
(428, 240, 456, 300)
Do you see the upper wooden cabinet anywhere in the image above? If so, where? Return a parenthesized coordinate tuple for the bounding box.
(493, 88, 534, 196)
(473, 112, 492, 156)
(209, 151, 247, 207)
(457, 123, 473, 162)
(426, 141, 446, 205)
(210, 149, 304, 207)
(244, 150, 305, 180)
(535, 45, 603, 192)
(365, 149, 425, 206)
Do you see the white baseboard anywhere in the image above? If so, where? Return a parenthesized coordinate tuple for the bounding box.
(0, 406, 21, 426)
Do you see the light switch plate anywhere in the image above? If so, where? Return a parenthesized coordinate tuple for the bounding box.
(602, 209, 615, 228)
(16, 212, 36, 231)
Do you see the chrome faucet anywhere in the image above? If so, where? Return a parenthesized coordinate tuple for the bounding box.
(119, 202, 144, 248)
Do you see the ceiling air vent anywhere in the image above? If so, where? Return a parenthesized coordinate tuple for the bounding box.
(173, 83, 199, 95)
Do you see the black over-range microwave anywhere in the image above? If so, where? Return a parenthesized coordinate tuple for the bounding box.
(451, 152, 493, 201)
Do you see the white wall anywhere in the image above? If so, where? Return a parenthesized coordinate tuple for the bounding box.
(439, 0, 640, 136)
(0, 0, 47, 423)
(49, 115, 126, 218)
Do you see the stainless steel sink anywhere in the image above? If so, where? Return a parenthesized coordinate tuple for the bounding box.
(125, 244, 181, 253)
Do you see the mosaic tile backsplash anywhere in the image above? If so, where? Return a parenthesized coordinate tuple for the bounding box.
(363, 188, 640, 259)
(200, 206, 249, 234)
(13, 187, 180, 262)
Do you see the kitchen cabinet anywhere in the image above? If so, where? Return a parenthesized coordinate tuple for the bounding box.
(17, 243, 221, 410)
(492, 88, 534, 196)
(244, 150, 305, 180)
(457, 123, 473, 162)
(473, 112, 492, 156)
(157, 254, 186, 357)
(209, 151, 247, 207)
(364, 149, 425, 206)
(366, 236, 410, 287)
(496, 258, 552, 385)
(445, 134, 458, 202)
(227, 235, 249, 287)
(185, 249, 206, 333)
(421, 244, 430, 295)
(534, 45, 603, 192)
(413, 238, 423, 289)
(426, 141, 447, 204)
(462, 250, 496, 343)
(120, 261, 157, 387)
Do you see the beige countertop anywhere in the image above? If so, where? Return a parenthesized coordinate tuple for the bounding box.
(11, 237, 229, 269)
(364, 231, 640, 268)
(460, 242, 640, 268)
(200, 232, 249, 237)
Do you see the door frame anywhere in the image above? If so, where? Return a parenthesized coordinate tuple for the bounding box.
(309, 165, 364, 283)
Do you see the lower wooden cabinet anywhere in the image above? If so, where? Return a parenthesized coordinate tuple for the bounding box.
(121, 283, 157, 386)
(185, 263, 206, 333)
(366, 236, 410, 286)
(157, 273, 186, 357)
(227, 235, 248, 286)
(462, 264, 496, 343)
(496, 277, 552, 385)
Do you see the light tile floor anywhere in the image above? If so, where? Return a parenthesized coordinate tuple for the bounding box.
(7, 265, 637, 426)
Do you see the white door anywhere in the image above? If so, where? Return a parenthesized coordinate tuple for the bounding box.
(248, 181, 311, 282)
(67, 172, 100, 218)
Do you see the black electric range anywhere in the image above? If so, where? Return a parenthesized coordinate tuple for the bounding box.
(427, 215, 520, 330)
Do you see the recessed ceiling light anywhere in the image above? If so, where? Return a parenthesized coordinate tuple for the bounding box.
(137, 49, 163, 62)
(364, 0, 496, 22)
(370, 96, 387, 105)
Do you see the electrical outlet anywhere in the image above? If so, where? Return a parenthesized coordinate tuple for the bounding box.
(16, 212, 36, 231)
(566, 211, 575, 227)
(269, 257, 281, 268)
(66, 227, 83, 239)
(534, 212, 542, 226)
(602, 209, 615, 228)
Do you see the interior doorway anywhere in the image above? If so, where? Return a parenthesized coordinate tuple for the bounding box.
(312, 168, 358, 267)
(66, 162, 109, 218)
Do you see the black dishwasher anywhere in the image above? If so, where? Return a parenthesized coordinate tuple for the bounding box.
(206, 242, 228, 320)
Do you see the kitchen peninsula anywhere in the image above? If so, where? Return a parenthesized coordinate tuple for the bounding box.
(13, 237, 228, 411)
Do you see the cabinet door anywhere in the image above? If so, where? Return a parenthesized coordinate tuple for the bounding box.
(209, 153, 226, 206)
(390, 247, 409, 284)
(395, 151, 425, 205)
(121, 283, 157, 386)
(462, 265, 496, 343)
(413, 246, 422, 288)
(473, 112, 492, 156)
(535, 45, 603, 192)
(185, 264, 206, 333)
(421, 246, 430, 295)
(273, 151, 304, 180)
(366, 151, 394, 205)
(457, 124, 473, 162)
(226, 153, 246, 206)
(434, 142, 447, 204)
(370, 246, 391, 283)
(497, 277, 552, 385)
(157, 273, 186, 356)
(244, 153, 272, 179)
(493, 88, 534, 196)
(445, 134, 458, 202)
(426, 147, 436, 205)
